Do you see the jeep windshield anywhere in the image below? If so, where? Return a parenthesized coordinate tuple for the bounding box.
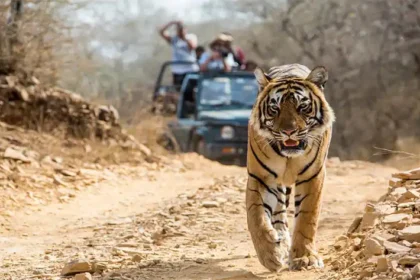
(199, 76, 258, 109)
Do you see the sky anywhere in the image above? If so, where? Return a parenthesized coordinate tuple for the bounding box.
(77, 0, 210, 24)
(155, 0, 209, 22)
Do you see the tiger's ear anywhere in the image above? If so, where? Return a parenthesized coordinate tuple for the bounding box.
(306, 66, 328, 89)
(254, 67, 271, 88)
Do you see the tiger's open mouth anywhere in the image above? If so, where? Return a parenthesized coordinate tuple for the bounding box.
(283, 139, 299, 147)
(279, 139, 306, 151)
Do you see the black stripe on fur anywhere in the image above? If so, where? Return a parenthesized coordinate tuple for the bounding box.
(296, 165, 323, 186)
(250, 142, 277, 178)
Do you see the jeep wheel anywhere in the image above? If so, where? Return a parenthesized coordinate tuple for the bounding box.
(157, 131, 180, 153)
(195, 139, 206, 157)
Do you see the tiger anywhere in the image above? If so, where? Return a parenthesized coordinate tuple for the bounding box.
(246, 64, 335, 272)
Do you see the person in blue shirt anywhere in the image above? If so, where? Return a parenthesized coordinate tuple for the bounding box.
(159, 20, 199, 87)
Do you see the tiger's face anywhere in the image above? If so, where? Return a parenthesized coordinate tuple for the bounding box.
(251, 66, 334, 158)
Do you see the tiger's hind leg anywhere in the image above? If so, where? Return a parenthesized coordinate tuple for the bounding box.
(289, 167, 325, 270)
(246, 175, 290, 272)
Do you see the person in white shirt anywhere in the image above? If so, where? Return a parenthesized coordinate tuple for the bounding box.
(159, 20, 199, 87)
(198, 34, 236, 72)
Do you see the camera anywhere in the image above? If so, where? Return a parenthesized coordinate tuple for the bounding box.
(218, 48, 229, 58)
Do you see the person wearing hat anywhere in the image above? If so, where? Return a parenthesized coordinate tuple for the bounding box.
(219, 32, 245, 68)
(198, 34, 236, 72)
(159, 20, 199, 87)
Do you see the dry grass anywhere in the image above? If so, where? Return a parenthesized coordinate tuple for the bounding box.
(123, 108, 175, 156)
(381, 137, 420, 170)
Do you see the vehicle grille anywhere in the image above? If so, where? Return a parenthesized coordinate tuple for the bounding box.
(235, 126, 248, 141)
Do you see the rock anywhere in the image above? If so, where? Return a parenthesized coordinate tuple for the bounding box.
(31, 76, 40, 85)
(353, 237, 362, 249)
(361, 212, 380, 230)
(114, 247, 145, 256)
(138, 143, 152, 157)
(348, 216, 363, 234)
(399, 256, 420, 266)
(383, 213, 411, 224)
(105, 217, 132, 225)
(393, 168, 420, 180)
(400, 226, 420, 242)
(202, 201, 219, 208)
(359, 268, 373, 278)
(132, 254, 143, 262)
(390, 178, 404, 188)
(377, 257, 389, 273)
(84, 145, 92, 153)
(399, 202, 416, 209)
(400, 240, 413, 248)
(169, 205, 182, 215)
(3, 147, 31, 162)
(53, 175, 69, 187)
(92, 262, 107, 273)
(392, 187, 408, 197)
(376, 231, 395, 241)
(364, 238, 385, 256)
(412, 248, 420, 254)
(383, 240, 411, 254)
(208, 242, 217, 249)
(398, 190, 420, 203)
(60, 169, 77, 177)
(334, 235, 349, 251)
(365, 203, 376, 212)
(5, 75, 18, 87)
(61, 260, 93, 276)
(383, 213, 411, 229)
(15, 85, 29, 101)
(74, 273, 92, 280)
(411, 263, 420, 278)
(53, 157, 63, 164)
(376, 203, 396, 215)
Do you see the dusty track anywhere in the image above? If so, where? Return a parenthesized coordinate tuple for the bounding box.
(0, 154, 397, 280)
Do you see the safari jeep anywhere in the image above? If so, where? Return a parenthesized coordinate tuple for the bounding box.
(164, 70, 258, 166)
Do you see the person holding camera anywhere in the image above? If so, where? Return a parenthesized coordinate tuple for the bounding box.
(159, 20, 199, 87)
(198, 34, 236, 72)
(218, 32, 245, 68)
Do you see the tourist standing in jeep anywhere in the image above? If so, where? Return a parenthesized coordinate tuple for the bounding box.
(159, 20, 199, 88)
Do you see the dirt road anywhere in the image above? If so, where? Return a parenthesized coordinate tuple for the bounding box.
(0, 154, 397, 280)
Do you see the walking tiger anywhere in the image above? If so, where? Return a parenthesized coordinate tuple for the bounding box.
(246, 64, 335, 271)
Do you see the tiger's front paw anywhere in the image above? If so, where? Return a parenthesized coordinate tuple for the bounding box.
(289, 251, 324, 270)
(255, 228, 290, 272)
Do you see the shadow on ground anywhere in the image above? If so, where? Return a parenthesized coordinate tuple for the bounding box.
(102, 255, 267, 280)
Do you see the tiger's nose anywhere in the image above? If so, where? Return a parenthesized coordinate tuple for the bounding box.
(282, 129, 297, 135)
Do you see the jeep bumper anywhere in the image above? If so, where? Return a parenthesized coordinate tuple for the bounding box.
(201, 142, 247, 165)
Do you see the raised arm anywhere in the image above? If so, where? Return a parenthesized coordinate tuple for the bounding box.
(177, 24, 197, 51)
(159, 21, 176, 44)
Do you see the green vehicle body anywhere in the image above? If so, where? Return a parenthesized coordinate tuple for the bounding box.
(167, 70, 259, 166)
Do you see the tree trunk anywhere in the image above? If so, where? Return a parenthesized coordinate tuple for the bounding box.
(6, 0, 24, 73)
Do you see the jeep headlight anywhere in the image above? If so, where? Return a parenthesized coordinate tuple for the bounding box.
(221, 126, 234, 139)
(158, 87, 166, 95)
